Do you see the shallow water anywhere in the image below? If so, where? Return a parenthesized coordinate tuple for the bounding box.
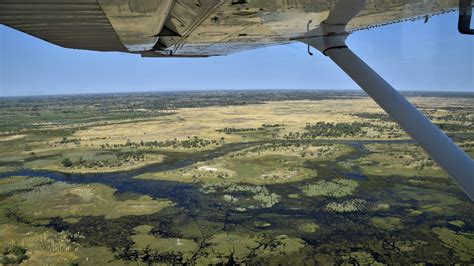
(1, 139, 472, 264)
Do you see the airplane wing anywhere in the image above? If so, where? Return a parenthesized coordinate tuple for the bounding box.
(0, 0, 459, 57)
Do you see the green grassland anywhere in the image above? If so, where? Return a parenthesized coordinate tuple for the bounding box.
(342, 143, 449, 178)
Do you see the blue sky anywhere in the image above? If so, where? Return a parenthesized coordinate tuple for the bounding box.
(0, 12, 473, 97)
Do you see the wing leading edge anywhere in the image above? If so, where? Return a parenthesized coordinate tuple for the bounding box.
(0, 0, 458, 57)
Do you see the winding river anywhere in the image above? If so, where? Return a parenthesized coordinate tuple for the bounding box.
(0, 139, 413, 208)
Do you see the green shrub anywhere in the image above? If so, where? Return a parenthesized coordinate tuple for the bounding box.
(0, 245, 28, 264)
(61, 158, 73, 167)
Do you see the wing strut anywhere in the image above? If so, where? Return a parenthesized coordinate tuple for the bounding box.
(298, 0, 474, 200)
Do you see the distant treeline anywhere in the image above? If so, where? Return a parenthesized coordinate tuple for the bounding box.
(351, 112, 393, 122)
(216, 124, 283, 134)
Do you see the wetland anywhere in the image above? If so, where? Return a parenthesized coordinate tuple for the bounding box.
(0, 90, 473, 264)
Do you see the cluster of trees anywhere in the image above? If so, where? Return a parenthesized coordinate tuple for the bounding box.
(370, 124, 403, 138)
(352, 112, 393, 122)
(435, 123, 471, 132)
(61, 153, 146, 169)
(60, 137, 81, 145)
(217, 124, 283, 134)
(352, 112, 408, 138)
(261, 124, 284, 128)
(435, 110, 473, 123)
(301, 122, 371, 138)
(106, 136, 222, 150)
(280, 121, 407, 139)
(229, 142, 332, 159)
(217, 127, 260, 134)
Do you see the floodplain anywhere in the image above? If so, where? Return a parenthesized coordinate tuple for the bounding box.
(0, 90, 473, 264)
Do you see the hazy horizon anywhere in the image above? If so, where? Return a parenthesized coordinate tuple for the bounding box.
(1, 88, 473, 99)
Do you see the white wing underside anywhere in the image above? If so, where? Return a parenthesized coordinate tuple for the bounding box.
(0, 0, 460, 56)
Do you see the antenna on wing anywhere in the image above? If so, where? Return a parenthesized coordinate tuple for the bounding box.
(306, 20, 314, 56)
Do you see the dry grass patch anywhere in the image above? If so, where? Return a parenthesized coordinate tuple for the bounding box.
(72, 99, 388, 150)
